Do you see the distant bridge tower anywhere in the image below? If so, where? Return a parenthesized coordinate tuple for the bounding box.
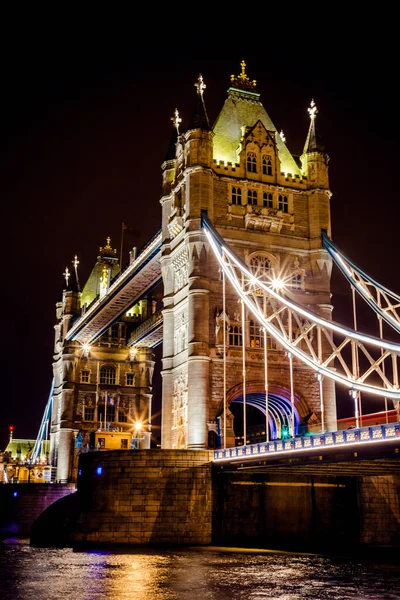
(160, 63, 336, 450)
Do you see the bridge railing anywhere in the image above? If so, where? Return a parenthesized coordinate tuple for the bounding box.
(213, 422, 400, 461)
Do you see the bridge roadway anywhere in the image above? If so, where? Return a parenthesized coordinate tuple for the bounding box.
(213, 422, 400, 477)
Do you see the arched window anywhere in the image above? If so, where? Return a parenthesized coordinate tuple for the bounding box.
(278, 194, 289, 213)
(247, 152, 257, 173)
(249, 254, 271, 279)
(232, 187, 242, 205)
(247, 190, 258, 205)
(249, 320, 263, 348)
(100, 365, 116, 385)
(229, 325, 242, 346)
(262, 155, 272, 175)
(263, 192, 273, 208)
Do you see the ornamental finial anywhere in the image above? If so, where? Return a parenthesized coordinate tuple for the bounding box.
(308, 99, 318, 121)
(195, 74, 206, 97)
(230, 59, 257, 91)
(63, 267, 70, 286)
(171, 108, 182, 134)
(280, 130, 286, 143)
(72, 255, 79, 270)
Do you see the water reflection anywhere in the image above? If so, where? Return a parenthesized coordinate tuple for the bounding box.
(1, 539, 400, 600)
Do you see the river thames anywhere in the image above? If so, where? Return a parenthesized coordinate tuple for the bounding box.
(1, 538, 400, 599)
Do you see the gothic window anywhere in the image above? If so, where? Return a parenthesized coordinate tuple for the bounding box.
(247, 190, 258, 205)
(100, 365, 116, 385)
(229, 325, 242, 346)
(249, 320, 263, 348)
(232, 186, 242, 205)
(126, 372, 135, 386)
(80, 370, 90, 383)
(84, 406, 95, 421)
(263, 192, 273, 208)
(174, 312, 188, 354)
(249, 254, 271, 279)
(247, 152, 257, 172)
(111, 324, 119, 339)
(291, 273, 303, 290)
(278, 194, 289, 213)
(262, 155, 273, 175)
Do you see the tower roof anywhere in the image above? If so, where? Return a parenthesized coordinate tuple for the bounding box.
(212, 60, 301, 175)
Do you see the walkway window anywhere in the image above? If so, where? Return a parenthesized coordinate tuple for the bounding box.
(247, 190, 258, 205)
(262, 155, 272, 175)
(232, 187, 242, 205)
(100, 365, 116, 385)
(229, 325, 242, 346)
(263, 192, 273, 208)
(247, 152, 257, 173)
(278, 194, 289, 213)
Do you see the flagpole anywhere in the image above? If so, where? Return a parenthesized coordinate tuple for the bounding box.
(104, 391, 107, 430)
(119, 223, 124, 275)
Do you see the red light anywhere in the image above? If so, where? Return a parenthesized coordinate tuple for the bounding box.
(9, 425, 14, 431)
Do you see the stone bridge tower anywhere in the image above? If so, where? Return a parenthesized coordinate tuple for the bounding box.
(160, 62, 336, 450)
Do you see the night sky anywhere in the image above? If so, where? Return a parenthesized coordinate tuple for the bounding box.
(2, 24, 399, 450)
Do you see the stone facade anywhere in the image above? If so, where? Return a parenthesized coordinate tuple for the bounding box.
(160, 64, 336, 450)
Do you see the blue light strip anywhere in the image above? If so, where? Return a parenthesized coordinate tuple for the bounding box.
(213, 422, 400, 462)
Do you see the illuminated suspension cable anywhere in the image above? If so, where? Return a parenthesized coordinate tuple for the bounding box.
(202, 223, 400, 400)
(241, 297, 247, 446)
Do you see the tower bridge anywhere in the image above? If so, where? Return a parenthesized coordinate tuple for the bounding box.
(31, 61, 400, 485)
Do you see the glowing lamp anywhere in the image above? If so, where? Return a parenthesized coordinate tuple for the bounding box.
(134, 421, 142, 432)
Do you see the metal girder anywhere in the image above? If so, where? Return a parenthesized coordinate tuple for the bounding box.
(322, 231, 400, 335)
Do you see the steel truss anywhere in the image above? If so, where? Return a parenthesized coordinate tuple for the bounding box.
(202, 213, 400, 401)
(322, 231, 400, 335)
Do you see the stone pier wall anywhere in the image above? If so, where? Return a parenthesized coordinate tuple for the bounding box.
(70, 449, 213, 547)
(358, 475, 400, 546)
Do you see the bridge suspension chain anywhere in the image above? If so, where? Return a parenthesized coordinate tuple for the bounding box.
(202, 214, 400, 401)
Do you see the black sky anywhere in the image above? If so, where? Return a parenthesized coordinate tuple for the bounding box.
(2, 21, 400, 450)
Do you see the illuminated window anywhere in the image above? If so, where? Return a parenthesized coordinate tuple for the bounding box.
(80, 370, 90, 383)
(291, 273, 302, 290)
(84, 406, 95, 421)
(247, 190, 258, 205)
(249, 320, 263, 348)
(229, 325, 242, 346)
(278, 194, 289, 213)
(247, 152, 257, 172)
(126, 372, 135, 386)
(263, 192, 273, 208)
(232, 186, 242, 205)
(262, 155, 272, 175)
(100, 365, 116, 385)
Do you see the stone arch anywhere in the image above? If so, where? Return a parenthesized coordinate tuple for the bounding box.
(226, 381, 310, 440)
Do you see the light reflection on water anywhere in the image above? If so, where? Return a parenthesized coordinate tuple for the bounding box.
(1, 539, 400, 600)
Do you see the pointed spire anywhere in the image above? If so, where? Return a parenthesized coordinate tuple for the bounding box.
(188, 73, 210, 131)
(164, 109, 181, 161)
(63, 257, 80, 292)
(303, 99, 324, 154)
